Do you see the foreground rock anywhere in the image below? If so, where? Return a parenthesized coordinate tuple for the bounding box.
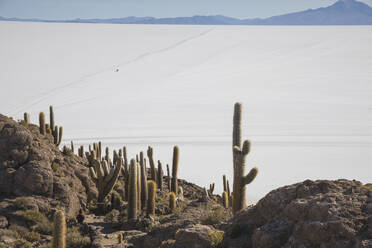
(0, 114, 96, 217)
(224, 179, 372, 248)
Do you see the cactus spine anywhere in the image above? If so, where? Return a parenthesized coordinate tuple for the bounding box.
(128, 159, 138, 220)
(169, 192, 176, 213)
(140, 152, 148, 210)
(147, 146, 157, 184)
(39, 112, 46, 134)
(157, 160, 163, 191)
(88, 155, 122, 203)
(171, 146, 179, 194)
(147, 180, 156, 217)
(52, 210, 66, 248)
(222, 191, 229, 209)
(232, 103, 258, 215)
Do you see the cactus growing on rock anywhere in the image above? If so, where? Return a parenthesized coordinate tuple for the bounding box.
(128, 159, 138, 220)
(23, 112, 30, 125)
(89, 155, 122, 203)
(209, 183, 215, 195)
(169, 192, 177, 213)
(147, 146, 157, 184)
(232, 103, 258, 214)
(157, 160, 163, 191)
(171, 146, 179, 194)
(52, 210, 66, 248)
(166, 164, 171, 191)
(140, 152, 148, 210)
(147, 180, 156, 217)
(49, 105, 55, 131)
(39, 112, 46, 134)
(222, 191, 229, 209)
(136, 161, 141, 211)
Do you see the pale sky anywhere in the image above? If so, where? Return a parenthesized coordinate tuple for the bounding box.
(1, 0, 372, 20)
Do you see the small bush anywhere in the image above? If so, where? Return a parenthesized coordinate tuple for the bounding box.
(9, 224, 29, 237)
(208, 230, 224, 248)
(66, 226, 91, 248)
(19, 210, 52, 234)
(24, 231, 41, 242)
(13, 240, 32, 248)
(201, 206, 224, 225)
(104, 209, 120, 223)
(13, 197, 32, 210)
(0, 228, 20, 239)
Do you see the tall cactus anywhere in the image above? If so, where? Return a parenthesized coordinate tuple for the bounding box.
(123, 147, 129, 202)
(24, 112, 30, 125)
(136, 161, 141, 211)
(147, 180, 156, 217)
(128, 159, 138, 220)
(171, 146, 179, 194)
(166, 164, 171, 191)
(140, 152, 148, 210)
(157, 160, 163, 191)
(147, 146, 157, 184)
(39, 112, 46, 134)
(88, 155, 122, 203)
(222, 191, 229, 209)
(223, 175, 227, 193)
(52, 210, 66, 248)
(232, 102, 258, 214)
(227, 180, 231, 197)
(169, 192, 176, 213)
(209, 183, 215, 195)
(49, 105, 55, 132)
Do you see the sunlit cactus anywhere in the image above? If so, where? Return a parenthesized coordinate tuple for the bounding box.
(39, 112, 46, 134)
(52, 210, 66, 248)
(232, 102, 258, 214)
(171, 146, 179, 194)
(147, 180, 156, 217)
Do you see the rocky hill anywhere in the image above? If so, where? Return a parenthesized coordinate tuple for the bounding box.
(0, 114, 371, 248)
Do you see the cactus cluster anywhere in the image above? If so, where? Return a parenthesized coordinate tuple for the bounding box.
(88, 154, 121, 203)
(37, 106, 63, 146)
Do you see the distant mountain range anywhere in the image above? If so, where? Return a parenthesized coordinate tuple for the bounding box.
(1, 0, 372, 25)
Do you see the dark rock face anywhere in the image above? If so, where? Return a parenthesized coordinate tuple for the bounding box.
(0, 114, 96, 217)
(224, 179, 372, 248)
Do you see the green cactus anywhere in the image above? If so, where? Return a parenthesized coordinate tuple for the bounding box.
(39, 112, 46, 134)
(169, 192, 177, 213)
(140, 152, 148, 210)
(123, 147, 129, 202)
(166, 164, 171, 191)
(147, 180, 156, 217)
(232, 102, 258, 215)
(222, 191, 229, 209)
(147, 146, 157, 184)
(78, 145, 84, 158)
(88, 155, 122, 203)
(24, 112, 30, 125)
(49, 105, 55, 132)
(128, 159, 138, 220)
(52, 210, 66, 248)
(157, 160, 163, 191)
(171, 146, 179, 194)
(70, 141, 74, 153)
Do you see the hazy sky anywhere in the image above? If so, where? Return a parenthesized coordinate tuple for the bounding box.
(1, 0, 372, 19)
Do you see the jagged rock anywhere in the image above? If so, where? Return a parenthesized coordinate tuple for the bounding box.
(0, 114, 96, 217)
(224, 179, 372, 248)
(0, 216, 8, 228)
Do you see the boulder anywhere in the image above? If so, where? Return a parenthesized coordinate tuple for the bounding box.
(224, 179, 372, 248)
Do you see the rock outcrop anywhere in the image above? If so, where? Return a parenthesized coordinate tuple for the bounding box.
(0, 114, 96, 217)
(224, 179, 372, 248)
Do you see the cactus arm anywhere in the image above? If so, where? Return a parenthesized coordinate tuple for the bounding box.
(243, 167, 258, 185)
